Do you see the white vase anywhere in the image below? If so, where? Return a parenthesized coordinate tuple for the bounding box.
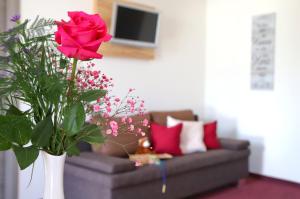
(42, 151, 66, 199)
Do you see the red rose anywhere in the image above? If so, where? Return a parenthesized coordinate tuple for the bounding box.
(55, 11, 111, 61)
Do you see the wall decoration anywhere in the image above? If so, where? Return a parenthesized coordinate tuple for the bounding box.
(251, 13, 276, 90)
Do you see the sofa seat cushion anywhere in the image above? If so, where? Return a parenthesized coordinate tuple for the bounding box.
(109, 149, 250, 189)
(66, 152, 136, 174)
(165, 149, 249, 175)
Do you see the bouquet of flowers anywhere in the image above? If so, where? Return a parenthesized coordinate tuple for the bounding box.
(0, 12, 148, 170)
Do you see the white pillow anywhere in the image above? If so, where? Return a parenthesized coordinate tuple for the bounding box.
(167, 116, 207, 154)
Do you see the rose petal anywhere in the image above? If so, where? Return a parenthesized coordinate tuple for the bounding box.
(101, 33, 112, 42)
(57, 46, 78, 58)
(72, 30, 98, 45)
(82, 40, 102, 52)
(91, 14, 106, 27)
(63, 24, 89, 34)
(77, 48, 103, 60)
(55, 31, 61, 44)
(59, 26, 80, 47)
(68, 11, 90, 20)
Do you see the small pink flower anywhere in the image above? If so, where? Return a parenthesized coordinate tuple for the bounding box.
(109, 121, 119, 133)
(142, 119, 149, 127)
(93, 74, 99, 79)
(137, 128, 142, 133)
(115, 97, 120, 102)
(88, 80, 95, 86)
(106, 129, 112, 135)
(130, 107, 135, 113)
(141, 132, 146, 136)
(93, 105, 101, 112)
(128, 117, 133, 124)
(121, 117, 127, 123)
(103, 113, 109, 118)
(129, 124, 135, 131)
(106, 106, 112, 113)
(112, 131, 118, 137)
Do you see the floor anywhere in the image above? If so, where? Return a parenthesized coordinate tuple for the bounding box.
(197, 175, 300, 199)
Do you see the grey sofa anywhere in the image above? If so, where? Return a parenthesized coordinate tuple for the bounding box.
(64, 138, 250, 199)
(64, 110, 250, 199)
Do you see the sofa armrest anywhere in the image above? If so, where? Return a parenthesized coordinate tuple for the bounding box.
(219, 138, 250, 150)
(66, 152, 136, 174)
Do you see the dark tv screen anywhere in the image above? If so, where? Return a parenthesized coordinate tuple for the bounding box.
(114, 6, 159, 43)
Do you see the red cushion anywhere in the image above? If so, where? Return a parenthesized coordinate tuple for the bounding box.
(150, 123, 183, 156)
(204, 121, 221, 149)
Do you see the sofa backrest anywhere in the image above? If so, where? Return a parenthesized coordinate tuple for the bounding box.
(77, 141, 93, 152)
(90, 113, 151, 157)
(79, 110, 196, 156)
(150, 109, 196, 126)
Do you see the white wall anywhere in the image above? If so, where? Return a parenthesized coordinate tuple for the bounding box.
(20, 0, 206, 198)
(205, 0, 300, 183)
(16, 0, 300, 197)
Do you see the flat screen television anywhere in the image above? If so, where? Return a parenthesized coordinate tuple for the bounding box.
(110, 2, 160, 48)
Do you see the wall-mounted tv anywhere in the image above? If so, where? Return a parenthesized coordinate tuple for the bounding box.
(110, 2, 160, 48)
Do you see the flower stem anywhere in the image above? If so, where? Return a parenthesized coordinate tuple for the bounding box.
(67, 58, 78, 104)
(70, 58, 78, 83)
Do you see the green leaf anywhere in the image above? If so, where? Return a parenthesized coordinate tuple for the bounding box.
(0, 141, 11, 151)
(0, 77, 11, 86)
(43, 76, 65, 104)
(6, 104, 24, 116)
(0, 135, 11, 151)
(63, 103, 85, 136)
(0, 115, 32, 145)
(66, 144, 80, 156)
(13, 145, 39, 170)
(81, 131, 104, 144)
(31, 116, 53, 147)
(79, 124, 104, 144)
(79, 90, 107, 102)
(59, 58, 68, 69)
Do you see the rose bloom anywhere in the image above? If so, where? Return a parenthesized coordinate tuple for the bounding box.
(55, 11, 111, 60)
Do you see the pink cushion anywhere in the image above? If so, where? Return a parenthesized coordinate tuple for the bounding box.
(150, 123, 183, 156)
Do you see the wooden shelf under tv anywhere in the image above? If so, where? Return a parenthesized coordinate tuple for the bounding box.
(94, 0, 156, 59)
